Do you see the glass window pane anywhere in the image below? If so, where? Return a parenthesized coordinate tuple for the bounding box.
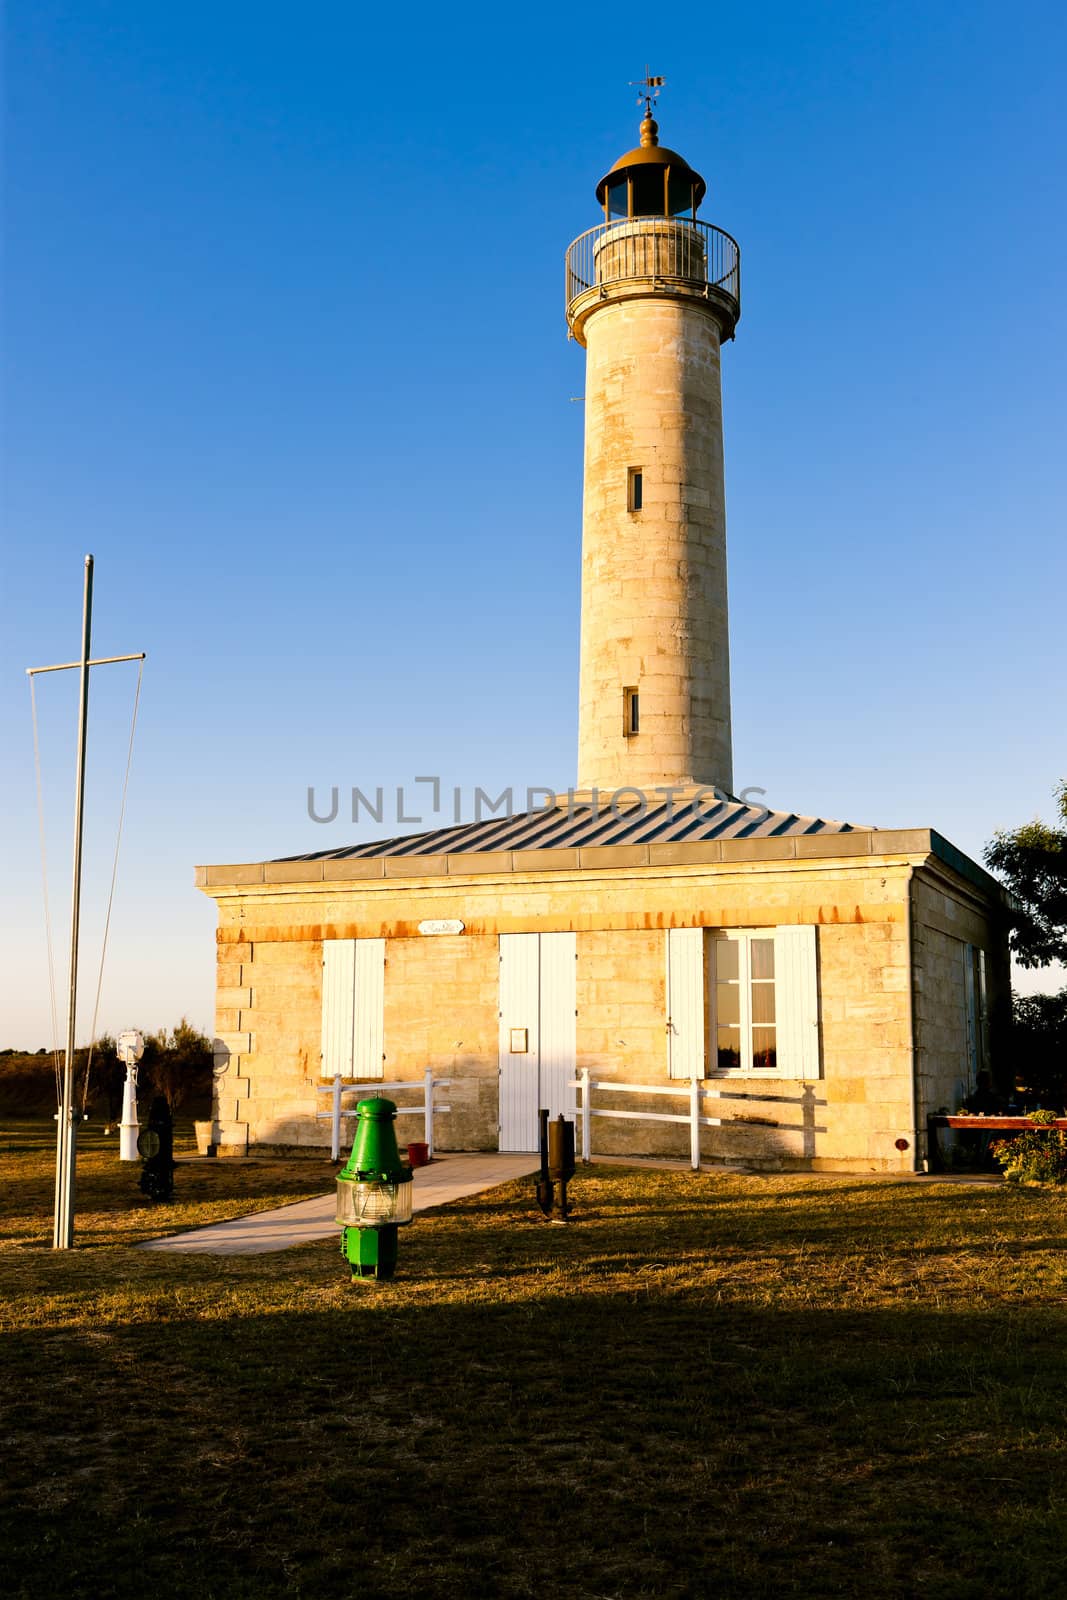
(717, 1032, 741, 1073)
(667, 173, 695, 217)
(630, 168, 665, 216)
(752, 1028, 777, 1072)
(751, 984, 776, 1025)
(751, 940, 775, 980)
(715, 984, 740, 1026)
(607, 180, 628, 218)
(715, 940, 739, 981)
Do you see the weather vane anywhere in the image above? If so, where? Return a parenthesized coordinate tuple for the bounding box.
(629, 67, 665, 119)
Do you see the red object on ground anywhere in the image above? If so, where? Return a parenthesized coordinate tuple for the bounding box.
(407, 1141, 430, 1168)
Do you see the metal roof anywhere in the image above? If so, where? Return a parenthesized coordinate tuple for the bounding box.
(281, 797, 865, 864)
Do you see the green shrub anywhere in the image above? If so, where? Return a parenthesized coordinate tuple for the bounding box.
(992, 1112, 1067, 1184)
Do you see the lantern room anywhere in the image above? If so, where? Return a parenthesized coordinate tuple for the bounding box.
(595, 114, 707, 219)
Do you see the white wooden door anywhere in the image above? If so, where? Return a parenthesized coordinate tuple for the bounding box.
(499, 933, 540, 1150)
(498, 932, 577, 1151)
(539, 932, 577, 1124)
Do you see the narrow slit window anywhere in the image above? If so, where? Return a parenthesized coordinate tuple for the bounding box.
(628, 468, 643, 512)
(624, 687, 639, 736)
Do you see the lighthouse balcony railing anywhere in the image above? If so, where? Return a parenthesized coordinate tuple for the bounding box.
(565, 217, 740, 328)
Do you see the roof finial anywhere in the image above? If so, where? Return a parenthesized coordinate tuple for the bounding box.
(629, 66, 665, 130)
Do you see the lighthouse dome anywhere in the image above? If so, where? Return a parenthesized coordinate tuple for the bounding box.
(595, 115, 707, 218)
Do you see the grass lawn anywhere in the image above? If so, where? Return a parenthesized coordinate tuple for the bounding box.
(3, 1122, 1067, 1598)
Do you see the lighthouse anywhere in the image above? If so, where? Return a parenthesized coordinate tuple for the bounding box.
(566, 102, 740, 797)
(199, 90, 1010, 1178)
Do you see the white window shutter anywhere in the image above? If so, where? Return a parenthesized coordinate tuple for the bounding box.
(963, 944, 978, 1088)
(353, 937, 386, 1080)
(321, 939, 356, 1079)
(667, 927, 705, 1079)
(977, 948, 989, 1073)
(774, 926, 820, 1079)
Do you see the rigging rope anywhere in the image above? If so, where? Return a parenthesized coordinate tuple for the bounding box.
(81, 657, 144, 1113)
(29, 674, 63, 1106)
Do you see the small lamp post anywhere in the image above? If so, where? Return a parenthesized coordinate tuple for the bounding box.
(336, 1098, 414, 1281)
(117, 1029, 145, 1161)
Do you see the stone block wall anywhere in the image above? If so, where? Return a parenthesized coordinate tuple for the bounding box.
(381, 932, 499, 1150)
(578, 294, 732, 793)
(911, 865, 1009, 1160)
(199, 848, 1002, 1172)
(212, 937, 325, 1152)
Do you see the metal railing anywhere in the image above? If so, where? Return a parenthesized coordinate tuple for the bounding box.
(565, 217, 740, 331)
(316, 1069, 452, 1161)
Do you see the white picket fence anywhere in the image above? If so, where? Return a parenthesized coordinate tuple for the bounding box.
(316, 1069, 452, 1161)
(570, 1066, 723, 1171)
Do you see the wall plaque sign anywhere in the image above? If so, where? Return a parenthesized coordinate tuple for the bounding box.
(417, 919, 465, 936)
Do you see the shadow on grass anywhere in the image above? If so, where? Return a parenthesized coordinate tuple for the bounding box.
(6, 1146, 1067, 1597)
(3, 1290, 1067, 1600)
(0, 1119, 337, 1250)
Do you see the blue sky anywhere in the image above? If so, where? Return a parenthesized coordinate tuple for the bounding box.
(2, 1, 1065, 1048)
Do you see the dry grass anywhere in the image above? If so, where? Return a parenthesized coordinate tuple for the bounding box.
(3, 1122, 1067, 1598)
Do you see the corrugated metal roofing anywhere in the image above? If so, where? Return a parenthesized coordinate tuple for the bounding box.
(281, 797, 865, 863)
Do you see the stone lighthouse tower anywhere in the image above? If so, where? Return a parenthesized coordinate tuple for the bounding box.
(566, 104, 740, 796)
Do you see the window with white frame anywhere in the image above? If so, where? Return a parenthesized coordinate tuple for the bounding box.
(666, 926, 820, 1080)
(709, 932, 778, 1073)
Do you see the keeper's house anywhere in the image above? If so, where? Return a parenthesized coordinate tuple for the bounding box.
(197, 802, 1008, 1172)
(196, 112, 1010, 1171)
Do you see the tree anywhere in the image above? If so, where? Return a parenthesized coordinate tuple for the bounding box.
(141, 1019, 213, 1111)
(1009, 989, 1067, 1109)
(0, 1022, 214, 1118)
(82, 1033, 120, 1123)
(984, 781, 1067, 969)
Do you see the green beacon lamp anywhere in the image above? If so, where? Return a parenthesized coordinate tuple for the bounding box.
(336, 1098, 414, 1281)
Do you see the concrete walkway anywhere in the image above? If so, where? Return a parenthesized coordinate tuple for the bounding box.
(138, 1152, 537, 1256)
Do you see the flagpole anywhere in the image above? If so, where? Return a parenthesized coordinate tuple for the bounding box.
(53, 554, 93, 1249)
